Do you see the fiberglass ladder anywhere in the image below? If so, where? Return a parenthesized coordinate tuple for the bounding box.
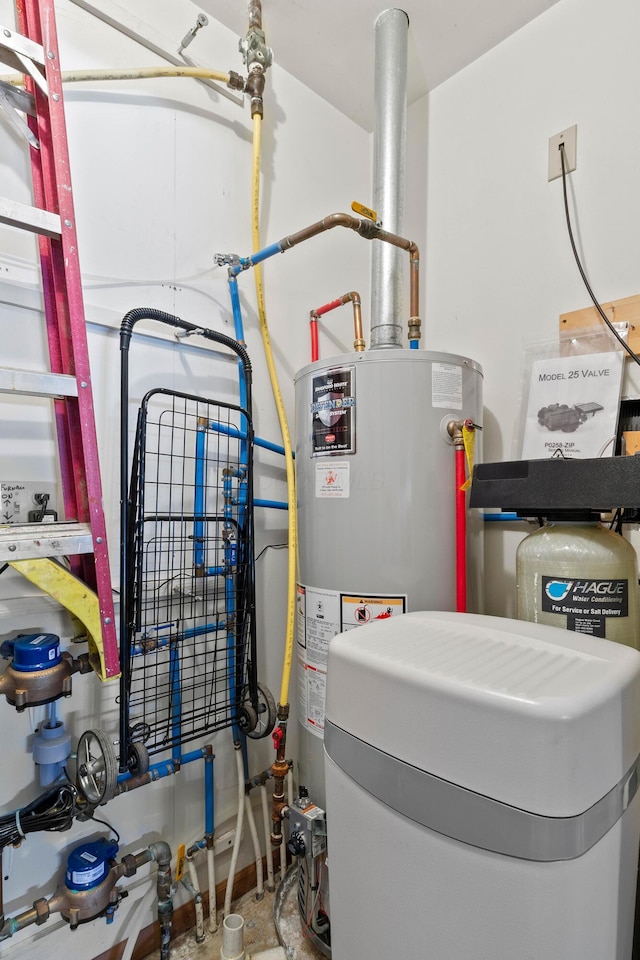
(0, 0, 118, 680)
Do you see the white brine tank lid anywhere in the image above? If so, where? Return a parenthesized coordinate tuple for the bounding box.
(325, 611, 640, 818)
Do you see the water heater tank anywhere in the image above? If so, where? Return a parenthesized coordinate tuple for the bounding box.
(294, 348, 483, 803)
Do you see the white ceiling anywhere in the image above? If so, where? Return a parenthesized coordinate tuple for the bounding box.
(200, 0, 560, 130)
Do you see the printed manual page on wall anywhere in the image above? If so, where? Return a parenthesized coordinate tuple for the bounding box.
(520, 350, 624, 460)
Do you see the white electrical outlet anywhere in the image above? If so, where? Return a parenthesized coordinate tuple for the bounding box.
(548, 124, 577, 181)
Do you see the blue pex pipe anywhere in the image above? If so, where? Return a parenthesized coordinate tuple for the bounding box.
(193, 422, 207, 569)
(483, 513, 524, 522)
(230, 242, 283, 276)
(228, 276, 245, 343)
(409, 340, 419, 350)
(207, 419, 289, 458)
(205, 751, 214, 837)
(117, 745, 207, 784)
(255, 499, 288, 510)
(227, 276, 249, 469)
(169, 644, 182, 766)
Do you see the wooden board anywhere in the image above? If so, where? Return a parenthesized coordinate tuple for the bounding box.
(560, 293, 640, 354)
(623, 431, 640, 456)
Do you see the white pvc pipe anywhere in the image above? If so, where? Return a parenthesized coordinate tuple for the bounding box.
(221, 913, 245, 960)
(186, 856, 205, 943)
(259, 783, 275, 892)
(208, 845, 218, 933)
(224, 746, 246, 916)
(277, 769, 294, 880)
(287, 768, 294, 808)
(279, 831, 286, 882)
(120, 887, 157, 960)
(244, 793, 264, 900)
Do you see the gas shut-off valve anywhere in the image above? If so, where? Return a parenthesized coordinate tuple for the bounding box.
(287, 831, 306, 858)
(287, 787, 326, 860)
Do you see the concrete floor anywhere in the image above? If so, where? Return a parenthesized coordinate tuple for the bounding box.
(145, 870, 324, 960)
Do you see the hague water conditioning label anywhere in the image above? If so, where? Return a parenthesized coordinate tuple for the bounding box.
(542, 576, 629, 637)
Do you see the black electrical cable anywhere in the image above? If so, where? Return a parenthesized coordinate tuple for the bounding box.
(0, 783, 77, 850)
(88, 813, 121, 843)
(255, 542, 288, 563)
(559, 143, 640, 366)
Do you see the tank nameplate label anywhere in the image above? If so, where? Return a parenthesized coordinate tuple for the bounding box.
(315, 460, 350, 498)
(432, 362, 463, 410)
(297, 583, 407, 739)
(310, 365, 355, 457)
(541, 575, 629, 638)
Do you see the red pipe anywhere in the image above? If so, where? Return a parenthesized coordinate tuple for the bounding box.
(308, 292, 364, 362)
(314, 296, 344, 318)
(310, 318, 319, 362)
(455, 445, 467, 613)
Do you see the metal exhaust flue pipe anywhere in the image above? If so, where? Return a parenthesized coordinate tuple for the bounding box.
(370, 8, 409, 350)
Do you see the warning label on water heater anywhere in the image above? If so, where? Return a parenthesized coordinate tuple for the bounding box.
(310, 366, 355, 457)
(541, 575, 629, 638)
(297, 583, 406, 739)
(432, 362, 463, 410)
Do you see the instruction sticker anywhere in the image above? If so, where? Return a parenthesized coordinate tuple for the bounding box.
(310, 366, 356, 457)
(297, 584, 406, 739)
(432, 362, 463, 410)
(296, 584, 307, 648)
(315, 461, 350, 498)
(340, 594, 406, 630)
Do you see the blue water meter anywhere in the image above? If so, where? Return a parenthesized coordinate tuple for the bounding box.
(6, 633, 61, 672)
(65, 838, 119, 892)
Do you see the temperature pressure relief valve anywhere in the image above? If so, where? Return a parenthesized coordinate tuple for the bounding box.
(0, 633, 90, 711)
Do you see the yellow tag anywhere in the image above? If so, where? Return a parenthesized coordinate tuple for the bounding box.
(175, 843, 186, 883)
(351, 201, 378, 223)
(461, 424, 475, 491)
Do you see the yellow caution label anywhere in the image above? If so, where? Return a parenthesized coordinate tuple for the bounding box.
(351, 200, 378, 223)
(461, 423, 475, 491)
(175, 843, 186, 882)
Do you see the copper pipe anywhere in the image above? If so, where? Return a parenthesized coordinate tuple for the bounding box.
(248, 0, 263, 30)
(281, 214, 421, 344)
(270, 706, 290, 846)
(246, 67, 265, 118)
(310, 291, 365, 355)
(346, 292, 365, 352)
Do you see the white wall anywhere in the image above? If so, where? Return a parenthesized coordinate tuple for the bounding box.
(0, 1, 369, 956)
(416, 0, 640, 618)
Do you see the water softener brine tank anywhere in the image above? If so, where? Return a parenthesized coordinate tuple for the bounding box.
(517, 522, 639, 648)
(324, 611, 640, 960)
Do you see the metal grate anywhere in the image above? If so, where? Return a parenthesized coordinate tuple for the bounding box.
(122, 388, 256, 756)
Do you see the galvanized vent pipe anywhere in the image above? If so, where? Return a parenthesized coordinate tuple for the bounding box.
(370, 8, 409, 350)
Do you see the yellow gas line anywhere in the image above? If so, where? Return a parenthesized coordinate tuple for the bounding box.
(251, 113, 297, 709)
(1, 66, 233, 85)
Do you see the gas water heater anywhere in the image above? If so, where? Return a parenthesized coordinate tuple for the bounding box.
(294, 349, 483, 803)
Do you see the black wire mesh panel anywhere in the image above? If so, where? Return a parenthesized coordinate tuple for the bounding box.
(123, 388, 256, 756)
